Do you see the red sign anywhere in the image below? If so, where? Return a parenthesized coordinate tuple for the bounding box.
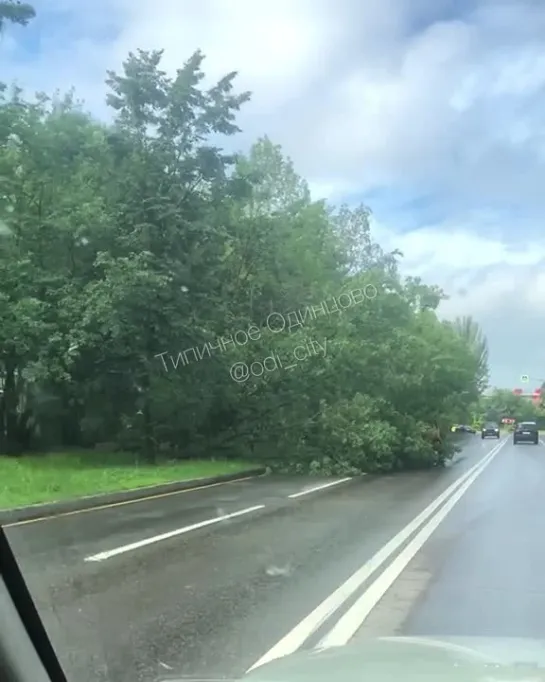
(513, 388, 523, 395)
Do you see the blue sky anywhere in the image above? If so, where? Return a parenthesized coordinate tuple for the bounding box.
(3, 0, 545, 388)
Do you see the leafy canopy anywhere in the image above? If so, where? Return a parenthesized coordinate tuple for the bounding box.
(0, 26, 489, 470)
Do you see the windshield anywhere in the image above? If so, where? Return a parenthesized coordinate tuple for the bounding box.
(2, 3, 545, 682)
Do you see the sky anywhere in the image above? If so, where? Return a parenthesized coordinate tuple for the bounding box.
(2, 0, 545, 389)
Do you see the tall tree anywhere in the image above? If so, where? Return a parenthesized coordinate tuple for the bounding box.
(451, 315, 489, 393)
(0, 45, 488, 473)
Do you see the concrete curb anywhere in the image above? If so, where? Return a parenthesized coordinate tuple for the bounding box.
(0, 467, 267, 525)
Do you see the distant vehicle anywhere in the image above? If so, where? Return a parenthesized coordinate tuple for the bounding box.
(452, 424, 476, 434)
(481, 422, 500, 439)
(513, 421, 539, 445)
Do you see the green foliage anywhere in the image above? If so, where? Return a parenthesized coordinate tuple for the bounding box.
(0, 0, 35, 31)
(0, 46, 488, 471)
(450, 316, 489, 392)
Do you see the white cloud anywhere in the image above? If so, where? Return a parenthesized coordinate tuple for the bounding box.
(4, 0, 545, 386)
(371, 216, 545, 387)
(111, 0, 338, 103)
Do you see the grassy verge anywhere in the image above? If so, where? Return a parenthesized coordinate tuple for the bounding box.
(0, 451, 257, 510)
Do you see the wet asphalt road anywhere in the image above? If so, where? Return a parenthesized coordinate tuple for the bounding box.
(3, 433, 544, 682)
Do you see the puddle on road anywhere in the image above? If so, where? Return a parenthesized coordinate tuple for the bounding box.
(266, 564, 292, 577)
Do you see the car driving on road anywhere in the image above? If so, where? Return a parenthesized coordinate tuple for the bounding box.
(481, 422, 500, 439)
(513, 421, 539, 445)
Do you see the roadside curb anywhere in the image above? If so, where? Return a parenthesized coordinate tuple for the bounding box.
(0, 467, 267, 525)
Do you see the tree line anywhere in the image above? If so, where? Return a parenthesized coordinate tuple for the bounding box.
(478, 389, 545, 428)
(0, 3, 489, 471)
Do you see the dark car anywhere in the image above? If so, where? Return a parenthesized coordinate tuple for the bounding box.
(481, 422, 500, 439)
(452, 424, 476, 434)
(513, 421, 539, 445)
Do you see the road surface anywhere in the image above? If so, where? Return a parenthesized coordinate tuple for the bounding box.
(3, 434, 544, 682)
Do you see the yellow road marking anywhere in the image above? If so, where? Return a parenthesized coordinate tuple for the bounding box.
(2, 473, 265, 528)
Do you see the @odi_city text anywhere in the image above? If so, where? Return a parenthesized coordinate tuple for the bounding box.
(229, 338, 328, 383)
(155, 285, 375, 373)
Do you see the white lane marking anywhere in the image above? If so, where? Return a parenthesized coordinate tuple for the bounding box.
(84, 505, 265, 562)
(318, 437, 507, 647)
(289, 478, 353, 499)
(246, 438, 506, 672)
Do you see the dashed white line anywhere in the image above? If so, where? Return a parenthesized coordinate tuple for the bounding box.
(83, 477, 353, 563)
(84, 505, 265, 562)
(289, 478, 353, 499)
(247, 439, 506, 671)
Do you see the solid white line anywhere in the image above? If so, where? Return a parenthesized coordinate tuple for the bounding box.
(318, 437, 507, 647)
(246, 439, 506, 672)
(84, 505, 265, 562)
(289, 478, 353, 499)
